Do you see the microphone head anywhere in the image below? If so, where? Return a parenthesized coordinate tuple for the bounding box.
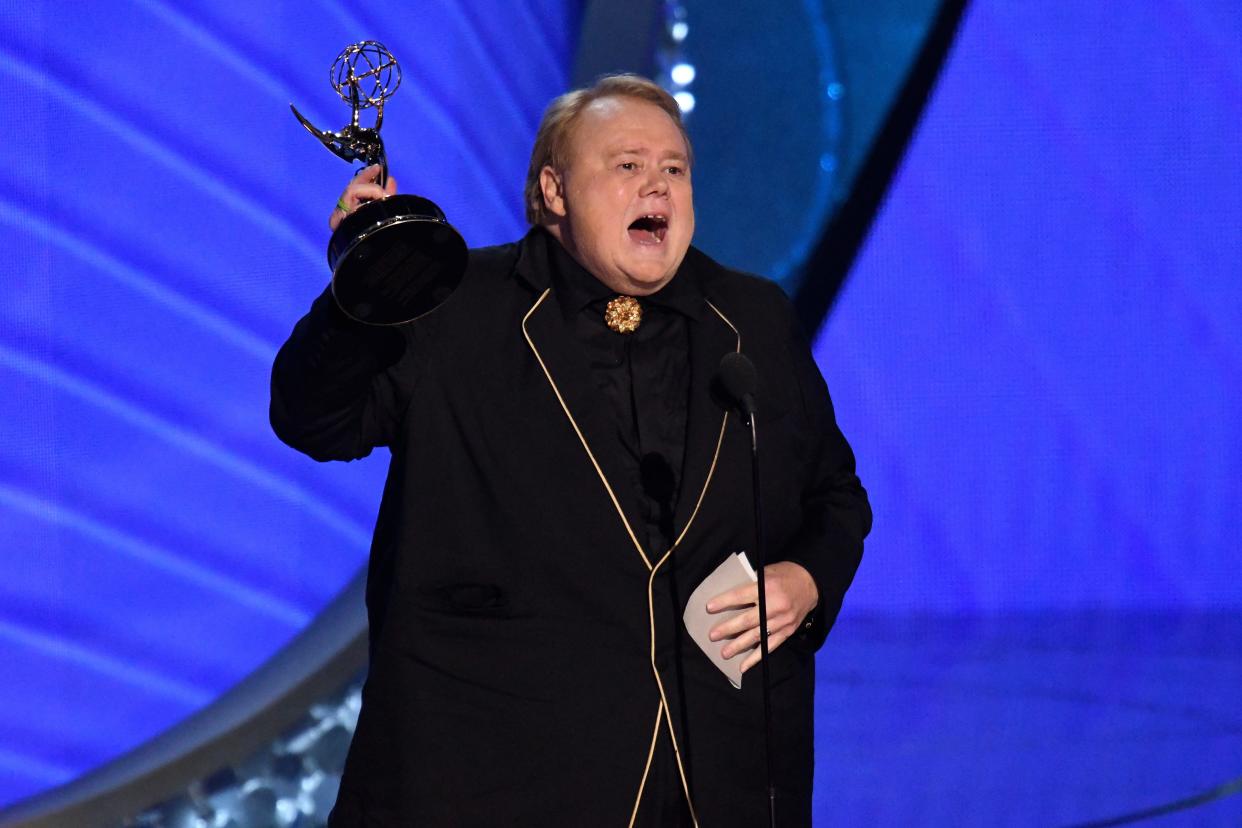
(716, 352, 758, 414)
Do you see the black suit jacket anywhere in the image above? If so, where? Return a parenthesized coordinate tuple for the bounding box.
(270, 228, 871, 826)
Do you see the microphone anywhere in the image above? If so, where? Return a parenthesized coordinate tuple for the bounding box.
(714, 351, 776, 828)
(716, 352, 758, 422)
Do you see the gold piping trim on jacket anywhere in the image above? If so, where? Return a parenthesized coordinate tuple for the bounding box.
(627, 701, 666, 828)
(639, 299, 741, 827)
(522, 290, 743, 827)
(642, 412, 729, 828)
(643, 563, 700, 825)
(705, 299, 742, 349)
(522, 289, 652, 571)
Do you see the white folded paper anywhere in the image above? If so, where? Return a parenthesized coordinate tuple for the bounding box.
(683, 551, 758, 689)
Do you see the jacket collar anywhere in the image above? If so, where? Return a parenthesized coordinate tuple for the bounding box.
(515, 226, 707, 321)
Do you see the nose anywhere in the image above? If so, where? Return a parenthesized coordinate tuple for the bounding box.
(642, 169, 670, 197)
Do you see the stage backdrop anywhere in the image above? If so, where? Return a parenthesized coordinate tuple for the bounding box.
(0, 0, 580, 808)
(816, 2, 1241, 613)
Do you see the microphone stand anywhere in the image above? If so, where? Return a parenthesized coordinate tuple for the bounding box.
(743, 406, 777, 828)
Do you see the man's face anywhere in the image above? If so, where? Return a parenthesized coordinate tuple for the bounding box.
(541, 96, 694, 295)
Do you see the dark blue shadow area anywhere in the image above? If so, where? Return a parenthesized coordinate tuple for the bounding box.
(813, 612, 1242, 826)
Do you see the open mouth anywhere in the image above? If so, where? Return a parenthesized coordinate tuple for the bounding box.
(627, 214, 668, 244)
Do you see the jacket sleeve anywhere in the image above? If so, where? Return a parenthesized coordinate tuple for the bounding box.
(269, 285, 423, 462)
(769, 286, 872, 650)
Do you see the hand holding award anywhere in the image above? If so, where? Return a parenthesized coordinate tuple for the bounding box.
(291, 41, 466, 325)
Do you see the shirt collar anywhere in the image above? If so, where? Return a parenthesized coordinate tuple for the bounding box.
(539, 227, 705, 321)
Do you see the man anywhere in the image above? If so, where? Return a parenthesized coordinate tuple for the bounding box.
(271, 74, 870, 827)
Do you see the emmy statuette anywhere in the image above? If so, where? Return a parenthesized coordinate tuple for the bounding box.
(291, 41, 466, 325)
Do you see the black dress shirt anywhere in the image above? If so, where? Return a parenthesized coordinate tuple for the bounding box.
(545, 232, 705, 558)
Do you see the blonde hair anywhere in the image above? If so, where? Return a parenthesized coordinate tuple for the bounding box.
(524, 74, 692, 225)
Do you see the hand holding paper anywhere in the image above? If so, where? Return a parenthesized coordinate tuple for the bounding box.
(683, 554, 819, 688)
(707, 560, 819, 676)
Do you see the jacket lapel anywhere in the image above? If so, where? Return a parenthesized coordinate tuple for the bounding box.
(517, 242, 653, 569)
(670, 293, 741, 549)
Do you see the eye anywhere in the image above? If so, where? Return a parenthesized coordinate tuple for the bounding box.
(666, 165, 685, 176)
(619, 161, 637, 171)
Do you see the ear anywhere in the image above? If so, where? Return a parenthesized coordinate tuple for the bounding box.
(539, 165, 568, 218)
